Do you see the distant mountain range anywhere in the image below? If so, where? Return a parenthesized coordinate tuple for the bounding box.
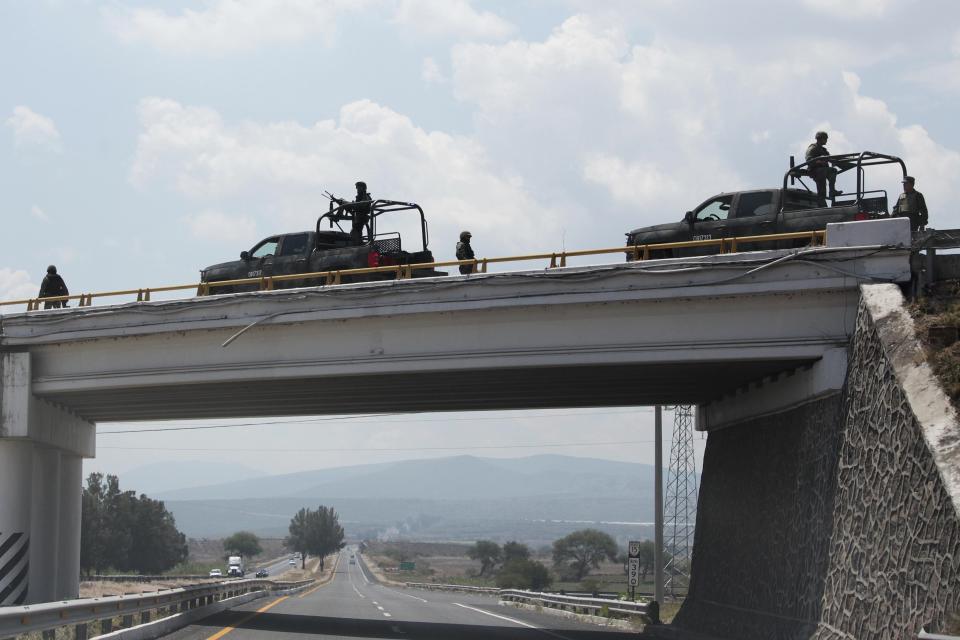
(139, 455, 689, 544)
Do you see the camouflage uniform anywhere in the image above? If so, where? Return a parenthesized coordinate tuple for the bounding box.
(892, 188, 929, 232)
(38, 269, 69, 309)
(805, 141, 838, 206)
(456, 233, 475, 275)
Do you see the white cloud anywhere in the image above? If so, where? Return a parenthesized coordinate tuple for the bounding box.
(5, 106, 61, 151)
(449, 13, 960, 234)
(953, 30, 960, 57)
(105, 0, 366, 54)
(30, 205, 49, 222)
(421, 56, 445, 84)
(0, 268, 38, 303)
(131, 97, 562, 256)
(185, 210, 258, 245)
(394, 0, 513, 40)
(802, 0, 897, 19)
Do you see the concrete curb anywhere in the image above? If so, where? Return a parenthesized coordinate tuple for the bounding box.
(500, 600, 643, 632)
(861, 283, 960, 516)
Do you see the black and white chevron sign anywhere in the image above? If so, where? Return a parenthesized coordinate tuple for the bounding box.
(0, 531, 29, 605)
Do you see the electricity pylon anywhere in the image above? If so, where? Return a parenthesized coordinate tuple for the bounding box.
(663, 405, 698, 596)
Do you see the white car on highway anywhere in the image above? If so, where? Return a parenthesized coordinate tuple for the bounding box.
(209, 569, 222, 578)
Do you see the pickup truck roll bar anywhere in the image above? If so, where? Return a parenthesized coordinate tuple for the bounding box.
(318, 199, 429, 252)
(785, 150, 907, 206)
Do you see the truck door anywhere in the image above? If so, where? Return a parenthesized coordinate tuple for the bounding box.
(272, 233, 311, 282)
(727, 191, 777, 252)
(246, 236, 279, 279)
(686, 195, 734, 255)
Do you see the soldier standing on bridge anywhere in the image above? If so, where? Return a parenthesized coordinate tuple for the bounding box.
(805, 131, 843, 206)
(892, 176, 929, 232)
(350, 181, 372, 245)
(37, 265, 69, 309)
(456, 231, 475, 274)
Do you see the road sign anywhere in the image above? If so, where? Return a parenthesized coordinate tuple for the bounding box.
(399, 561, 416, 571)
(627, 558, 640, 587)
(628, 540, 642, 558)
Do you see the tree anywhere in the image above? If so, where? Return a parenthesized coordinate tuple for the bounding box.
(467, 540, 502, 577)
(502, 541, 530, 563)
(223, 531, 262, 558)
(80, 473, 187, 575)
(551, 529, 618, 581)
(285, 505, 345, 571)
(286, 508, 311, 570)
(496, 559, 551, 590)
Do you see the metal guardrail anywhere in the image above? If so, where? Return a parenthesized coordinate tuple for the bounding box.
(499, 589, 658, 624)
(405, 582, 500, 595)
(403, 583, 657, 624)
(0, 229, 827, 312)
(81, 574, 210, 583)
(0, 577, 312, 639)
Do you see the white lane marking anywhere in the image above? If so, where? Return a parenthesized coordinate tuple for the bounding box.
(377, 606, 384, 611)
(395, 590, 428, 603)
(352, 583, 366, 599)
(373, 601, 379, 606)
(383, 612, 392, 617)
(452, 603, 575, 640)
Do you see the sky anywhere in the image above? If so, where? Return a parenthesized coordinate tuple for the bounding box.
(1, 0, 958, 482)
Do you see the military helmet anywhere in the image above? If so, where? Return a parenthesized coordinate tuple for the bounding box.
(815, 131, 828, 141)
(460, 230, 472, 241)
(47, 265, 57, 275)
(355, 181, 367, 190)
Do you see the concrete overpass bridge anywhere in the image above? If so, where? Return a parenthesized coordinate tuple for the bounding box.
(0, 220, 921, 624)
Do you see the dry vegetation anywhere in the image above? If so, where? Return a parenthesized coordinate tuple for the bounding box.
(910, 283, 960, 406)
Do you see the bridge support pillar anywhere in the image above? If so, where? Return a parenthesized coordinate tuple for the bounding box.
(0, 352, 94, 604)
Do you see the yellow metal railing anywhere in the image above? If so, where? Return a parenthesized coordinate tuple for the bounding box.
(0, 229, 825, 312)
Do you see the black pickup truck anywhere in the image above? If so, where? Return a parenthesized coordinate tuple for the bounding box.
(625, 151, 907, 259)
(200, 199, 444, 293)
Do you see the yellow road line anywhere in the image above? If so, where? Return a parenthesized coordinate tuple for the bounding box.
(299, 553, 341, 598)
(205, 595, 288, 640)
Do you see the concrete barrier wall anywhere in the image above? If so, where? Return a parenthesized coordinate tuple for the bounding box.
(676, 284, 960, 639)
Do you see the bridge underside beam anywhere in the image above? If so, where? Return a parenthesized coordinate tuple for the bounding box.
(45, 359, 815, 421)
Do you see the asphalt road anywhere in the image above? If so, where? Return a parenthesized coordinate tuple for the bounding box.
(162, 548, 639, 640)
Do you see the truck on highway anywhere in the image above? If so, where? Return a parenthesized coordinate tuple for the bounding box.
(625, 151, 908, 259)
(200, 199, 445, 294)
(227, 555, 244, 577)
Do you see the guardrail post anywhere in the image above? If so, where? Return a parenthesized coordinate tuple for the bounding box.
(141, 610, 151, 625)
(75, 622, 88, 640)
(101, 618, 112, 634)
(42, 629, 55, 639)
(122, 614, 133, 628)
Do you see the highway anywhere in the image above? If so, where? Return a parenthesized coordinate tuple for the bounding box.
(162, 548, 639, 639)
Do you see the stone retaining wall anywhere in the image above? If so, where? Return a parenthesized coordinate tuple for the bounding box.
(674, 284, 960, 639)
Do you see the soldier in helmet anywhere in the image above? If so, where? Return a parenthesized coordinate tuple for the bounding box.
(805, 131, 843, 206)
(38, 265, 69, 309)
(456, 231, 475, 275)
(892, 176, 929, 232)
(350, 181, 372, 245)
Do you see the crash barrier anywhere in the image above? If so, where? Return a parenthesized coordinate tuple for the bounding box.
(81, 574, 209, 583)
(0, 577, 313, 639)
(1, 229, 829, 313)
(404, 582, 501, 595)
(499, 589, 659, 625)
